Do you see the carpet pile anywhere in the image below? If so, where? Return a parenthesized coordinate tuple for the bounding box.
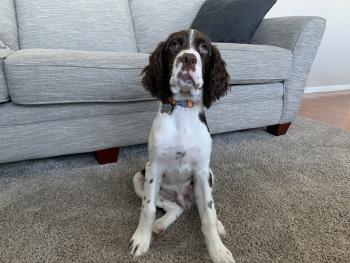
(0, 117, 349, 262)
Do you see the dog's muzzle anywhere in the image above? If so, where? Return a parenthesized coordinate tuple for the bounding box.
(170, 50, 203, 90)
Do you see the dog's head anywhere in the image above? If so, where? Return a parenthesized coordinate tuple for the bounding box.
(142, 29, 230, 108)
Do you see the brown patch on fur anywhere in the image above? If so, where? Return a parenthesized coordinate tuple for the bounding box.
(203, 45, 230, 108)
(208, 172, 213, 188)
(142, 42, 172, 103)
(142, 30, 230, 108)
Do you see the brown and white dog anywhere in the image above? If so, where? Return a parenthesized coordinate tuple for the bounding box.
(130, 29, 235, 263)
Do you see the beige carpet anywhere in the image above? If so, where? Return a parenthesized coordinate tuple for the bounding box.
(0, 117, 349, 263)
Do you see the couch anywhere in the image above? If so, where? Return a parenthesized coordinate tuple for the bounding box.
(0, 0, 326, 164)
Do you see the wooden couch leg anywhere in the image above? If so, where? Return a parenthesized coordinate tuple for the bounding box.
(266, 123, 291, 136)
(95, 147, 120, 165)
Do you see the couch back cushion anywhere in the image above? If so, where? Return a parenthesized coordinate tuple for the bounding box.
(130, 0, 205, 53)
(15, 0, 137, 52)
(0, 0, 18, 50)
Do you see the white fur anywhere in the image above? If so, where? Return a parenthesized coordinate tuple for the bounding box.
(130, 30, 235, 263)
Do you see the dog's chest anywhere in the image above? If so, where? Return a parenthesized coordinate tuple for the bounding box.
(150, 106, 211, 185)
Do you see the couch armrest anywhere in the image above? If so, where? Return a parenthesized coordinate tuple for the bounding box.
(0, 49, 13, 59)
(0, 48, 13, 103)
(252, 16, 326, 123)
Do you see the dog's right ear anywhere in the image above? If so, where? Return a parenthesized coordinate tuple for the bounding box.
(142, 41, 172, 103)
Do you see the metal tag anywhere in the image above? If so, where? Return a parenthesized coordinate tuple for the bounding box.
(161, 104, 174, 114)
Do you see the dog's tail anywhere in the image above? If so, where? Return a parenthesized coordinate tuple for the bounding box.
(133, 169, 145, 199)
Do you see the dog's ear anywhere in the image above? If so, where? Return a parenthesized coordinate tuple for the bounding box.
(203, 45, 230, 108)
(142, 41, 172, 103)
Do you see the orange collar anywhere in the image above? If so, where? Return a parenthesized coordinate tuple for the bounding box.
(161, 98, 195, 114)
(167, 98, 194, 108)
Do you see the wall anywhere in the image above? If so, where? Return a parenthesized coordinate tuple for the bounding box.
(266, 0, 350, 88)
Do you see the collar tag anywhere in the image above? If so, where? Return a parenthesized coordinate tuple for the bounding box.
(161, 104, 174, 114)
(161, 98, 195, 114)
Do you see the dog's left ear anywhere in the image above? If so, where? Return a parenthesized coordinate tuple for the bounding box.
(203, 45, 230, 108)
(142, 41, 172, 103)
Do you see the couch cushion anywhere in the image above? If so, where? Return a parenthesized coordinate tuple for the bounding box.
(0, 100, 159, 127)
(216, 43, 292, 84)
(191, 0, 276, 43)
(0, 0, 18, 50)
(130, 0, 205, 53)
(15, 0, 137, 52)
(0, 49, 13, 103)
(0, 82, 282, 127)
(5, 49, 152, 105)
(5, 44, 291, 105)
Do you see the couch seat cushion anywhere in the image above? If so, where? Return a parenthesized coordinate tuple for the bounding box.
(0, 49, 13, 103)
(5, 44, 291, 105)
(215, 43, 292, 84)
(5, 49, 153, 105)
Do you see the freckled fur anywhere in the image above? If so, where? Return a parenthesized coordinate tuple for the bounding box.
(130, 29, 234, 263)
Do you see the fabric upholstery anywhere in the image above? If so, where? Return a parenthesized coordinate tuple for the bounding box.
(252, 17, 326, 123)
(15, 0, 137, 52)
(5, 46, 290, 105)
(208, 82, 283, 133)
(0, 82, 282, 127)
(129, 0, 205, 53)
(0, 0, 18, 50)
(0, 93, 282, 163)
(192, 0, 276, 43)
(0, 101, 158, 127)
(215, 43, 292, 84)
(5, 49, 152, 105)
(0, 0, 326, 164)
(0, 49, 13, 103)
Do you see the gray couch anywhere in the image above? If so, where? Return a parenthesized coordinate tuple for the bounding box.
(0, 0, 326, 164)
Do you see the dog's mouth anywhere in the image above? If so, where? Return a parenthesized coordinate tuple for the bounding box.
(177, 71, 197, 88)
(180, 73, 195, 85)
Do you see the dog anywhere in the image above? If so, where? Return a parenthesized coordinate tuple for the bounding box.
(130, 29, 235, 263)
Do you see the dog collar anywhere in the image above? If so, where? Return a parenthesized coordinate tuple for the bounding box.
(161, 98, 194, 114)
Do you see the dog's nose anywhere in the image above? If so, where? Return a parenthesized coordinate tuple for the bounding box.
(180, 53, 197, 69)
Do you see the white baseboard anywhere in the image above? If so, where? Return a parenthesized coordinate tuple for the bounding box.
(304, 84, 350, 94)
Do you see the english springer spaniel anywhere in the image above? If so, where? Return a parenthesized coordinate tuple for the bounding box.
(130, 29, 234, 263)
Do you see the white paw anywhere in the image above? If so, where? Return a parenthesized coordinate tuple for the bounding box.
(152, 218, 166, 236)
(217, 220, 227, 237)
(129, 227, 152, 257)
(208, 241, 235, 263)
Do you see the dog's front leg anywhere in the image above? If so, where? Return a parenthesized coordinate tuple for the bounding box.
(130, 162, 162, 257)
(194, 168, 235, 263)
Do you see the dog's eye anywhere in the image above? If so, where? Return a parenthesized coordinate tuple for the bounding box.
(171, 40, 181, 50)
(199, 43, 208, 54)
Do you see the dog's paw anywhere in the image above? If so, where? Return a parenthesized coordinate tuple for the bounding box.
(129, 228, 152, 257)
(217, 220, 227, 237)
(208, 241, 235, 263)
(152, 218, 166, 236)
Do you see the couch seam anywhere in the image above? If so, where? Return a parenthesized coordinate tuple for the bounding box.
(11, 97, 156, 105)
(13, 0, 20, 50)
(6, 64, 145, 70)
(0, 111, 154, 129)
(1, 97, 283, 129)
(127, 0, 139, 52)
(0, 58, 10, 102)
(291, 17, 315, 53)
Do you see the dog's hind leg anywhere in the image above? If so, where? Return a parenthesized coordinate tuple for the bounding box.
(133, 169, 146, 199)
(152, 198, 184, 236)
